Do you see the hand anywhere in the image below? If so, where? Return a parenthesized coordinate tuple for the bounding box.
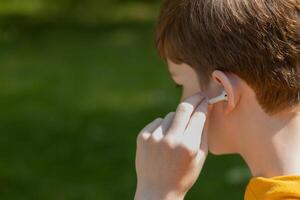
(134, 93, 209, 200)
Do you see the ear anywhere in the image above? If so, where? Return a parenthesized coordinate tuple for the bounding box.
(212, 70, 240, 114)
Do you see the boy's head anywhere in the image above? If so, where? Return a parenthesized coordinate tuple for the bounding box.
(155, 0, 300, 154)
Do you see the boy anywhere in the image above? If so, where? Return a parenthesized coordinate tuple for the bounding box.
(135, 0, 300, 200)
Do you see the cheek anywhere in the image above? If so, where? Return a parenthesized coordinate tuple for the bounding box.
(181, 84, 202, 100)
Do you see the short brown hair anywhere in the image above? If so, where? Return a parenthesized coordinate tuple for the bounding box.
(155, 0, 300, 115)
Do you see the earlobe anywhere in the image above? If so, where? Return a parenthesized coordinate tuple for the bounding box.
(212, 70, 239, 115)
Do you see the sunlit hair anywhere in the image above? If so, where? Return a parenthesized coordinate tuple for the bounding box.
(156, 0, 300, 115)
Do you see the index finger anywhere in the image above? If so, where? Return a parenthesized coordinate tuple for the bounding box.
(184, 97, 208, 148)
(166, 92, 206, 136)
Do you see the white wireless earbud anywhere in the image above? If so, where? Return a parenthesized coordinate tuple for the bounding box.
(208, 90, 228, 105)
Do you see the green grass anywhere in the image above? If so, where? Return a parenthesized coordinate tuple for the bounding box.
(0, 22, 250, 200)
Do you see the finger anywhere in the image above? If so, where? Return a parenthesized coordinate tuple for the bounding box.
(167, 92, 206, 136)
(139, 118, 163, 140)
(199, 128, 208, 154)
(184, 97, 208, 148)
(195, 130, 208, 164)
(151, 112, 175, 141)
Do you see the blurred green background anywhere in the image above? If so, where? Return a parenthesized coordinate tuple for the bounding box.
(0, 0, 250, 199)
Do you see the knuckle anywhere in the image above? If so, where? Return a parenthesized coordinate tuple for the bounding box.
(148, 135, 160, 144)
(186, 150, 198, 159)
(152, 133, 163, 142)
(177, 143, 198, 158)
(161, 138, 175, 149)
(164, 136, 179, 147)
(137, 133, 148, 143)
(160, 137, 198, 157)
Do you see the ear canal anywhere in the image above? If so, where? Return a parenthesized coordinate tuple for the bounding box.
(213, 77, 222, 85)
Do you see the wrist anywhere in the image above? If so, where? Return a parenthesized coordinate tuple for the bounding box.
(134, 186, 185, 200)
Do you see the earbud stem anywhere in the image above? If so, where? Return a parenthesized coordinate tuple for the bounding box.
(208, 90, 228, 105)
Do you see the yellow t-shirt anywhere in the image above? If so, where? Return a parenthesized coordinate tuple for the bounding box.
(244, 176, 300, 200)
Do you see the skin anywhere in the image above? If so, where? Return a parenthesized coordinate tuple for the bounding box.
(134, 60, 300, 200)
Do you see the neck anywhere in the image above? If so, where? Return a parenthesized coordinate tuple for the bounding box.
(240, 107, 300, 178)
